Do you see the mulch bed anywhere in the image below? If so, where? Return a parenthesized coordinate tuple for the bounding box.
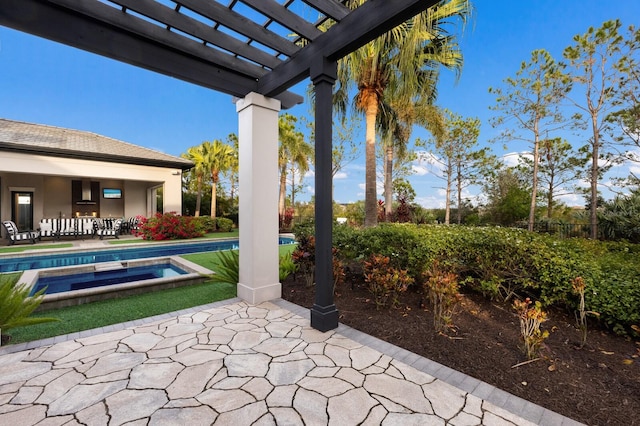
(282, 275, 640, 426)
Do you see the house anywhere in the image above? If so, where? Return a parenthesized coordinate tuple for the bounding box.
(0, 118, 193, 231)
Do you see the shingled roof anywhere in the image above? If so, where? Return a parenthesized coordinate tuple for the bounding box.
(0, 118, 193, 170)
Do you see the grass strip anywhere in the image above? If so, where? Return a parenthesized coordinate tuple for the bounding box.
(7, 280, 236, 345)
(107, 230, 240, 245)
(0, 243, 73, 254)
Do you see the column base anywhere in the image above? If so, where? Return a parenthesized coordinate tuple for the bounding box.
(237, 282, 282, 305)
(310, 303, 339, 332)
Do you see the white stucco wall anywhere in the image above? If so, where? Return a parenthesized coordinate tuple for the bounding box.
(0, 152, 183, 222)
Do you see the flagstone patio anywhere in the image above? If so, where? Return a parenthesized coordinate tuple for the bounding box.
(0, 298, 582, 425)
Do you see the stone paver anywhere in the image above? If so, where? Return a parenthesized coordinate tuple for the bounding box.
(0, 300, 582, 425)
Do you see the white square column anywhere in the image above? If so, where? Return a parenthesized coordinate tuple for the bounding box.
(236, 92, 281, 304)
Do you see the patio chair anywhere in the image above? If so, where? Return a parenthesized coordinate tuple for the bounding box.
(95, 218, 122, 240)
(2, 220, 38, 245)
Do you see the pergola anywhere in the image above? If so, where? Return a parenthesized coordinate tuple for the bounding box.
(0, 0, 438, 331)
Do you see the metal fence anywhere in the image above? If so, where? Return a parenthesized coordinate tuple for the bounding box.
(515, 222, 591, 239)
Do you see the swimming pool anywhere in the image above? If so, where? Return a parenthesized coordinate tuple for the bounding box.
(0, 237, 295, 272)
(30, 263, 187, 295)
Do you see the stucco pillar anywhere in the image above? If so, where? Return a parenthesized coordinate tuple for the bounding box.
(236, 92, 281, 304)
(310, 58, 339, 331)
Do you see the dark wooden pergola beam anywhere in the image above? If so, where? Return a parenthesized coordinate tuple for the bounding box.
(0, 0, 303, 108)
(301, 0, 350, 21)
(176, 0, 300, 57)
(111, 0, 283, 69)
(240, 0, 323, 41)
(257, 0, 440, 97)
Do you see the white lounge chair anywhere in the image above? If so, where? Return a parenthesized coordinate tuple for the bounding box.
(2, 220, 38, 245)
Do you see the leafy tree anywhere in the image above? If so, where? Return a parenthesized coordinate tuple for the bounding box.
(482, 167, 531, 225)
(607, 25, 640, 182)
(489, 49, 570, 231)
(181, 145, 207, 217)
(202, 140, 236, 219)
(518, 137, 587, 218)
(421, 111, 488, 224)
(278, 114, 313, 224)
(335, 0, 471, 227)
(563, 19, 631, 238)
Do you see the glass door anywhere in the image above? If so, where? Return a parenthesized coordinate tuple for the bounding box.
(12, 191, 33, 230)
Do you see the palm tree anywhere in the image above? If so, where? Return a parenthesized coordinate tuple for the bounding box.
(181, 145, 207, 217)
(335, 0, 471, 227)
(278, 114, 313, 223)
(225, 133, 239, 209)
(201, 140, 236, 219)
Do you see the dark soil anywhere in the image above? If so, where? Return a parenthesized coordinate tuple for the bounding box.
(282, 274, 640, 426)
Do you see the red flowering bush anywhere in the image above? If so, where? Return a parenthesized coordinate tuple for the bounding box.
(135, 212, 203, 240)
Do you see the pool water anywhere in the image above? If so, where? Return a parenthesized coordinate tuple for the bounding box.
(0, 237, 295, 272)
(30, 263, 187, 295)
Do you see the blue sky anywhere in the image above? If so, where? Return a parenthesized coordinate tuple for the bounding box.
(1, 0, 638, 208)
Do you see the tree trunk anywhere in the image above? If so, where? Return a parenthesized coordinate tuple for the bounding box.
(384, 144, 393, 221)
(195, 175, 202, 217)
(590, 116, 599, 239)
(278, 165, 287, 224)
(364, 97, 379, 228)
(529, 129, 540, 232)
(211, 171, 218, 219)
(456, 162, 462, 225)
(444, 160, 452, 225)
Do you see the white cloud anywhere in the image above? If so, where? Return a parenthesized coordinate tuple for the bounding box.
(502, 151, 531, 168)
(304, 170, 315, 178)
(306, 185, 315, 195)
(415, 196, 446, 209)
(334, 171, 348, 179)
(412, 164, 429, 176)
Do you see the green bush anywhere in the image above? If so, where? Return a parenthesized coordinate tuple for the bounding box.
(216, 217, 234, 232)
(192, 216, 217, 233)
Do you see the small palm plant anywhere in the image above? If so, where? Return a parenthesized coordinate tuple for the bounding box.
(0, 274, 58, 345)
(211, 250, 239, 285)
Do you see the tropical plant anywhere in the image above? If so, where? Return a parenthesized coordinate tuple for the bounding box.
(0, 274, 58, 343)
(363, 254, 414, 309)
(597, 188, 640, 242)
(211, 250, 239, 285)
(335, 0, 471, 227)
(279, 254, 298, 282)
(513, 297, 549, 360)
(424, 261, 460, 333)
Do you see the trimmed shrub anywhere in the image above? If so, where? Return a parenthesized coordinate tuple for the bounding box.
(216, 217, 234, 232)
(136, 212, 203, 240)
